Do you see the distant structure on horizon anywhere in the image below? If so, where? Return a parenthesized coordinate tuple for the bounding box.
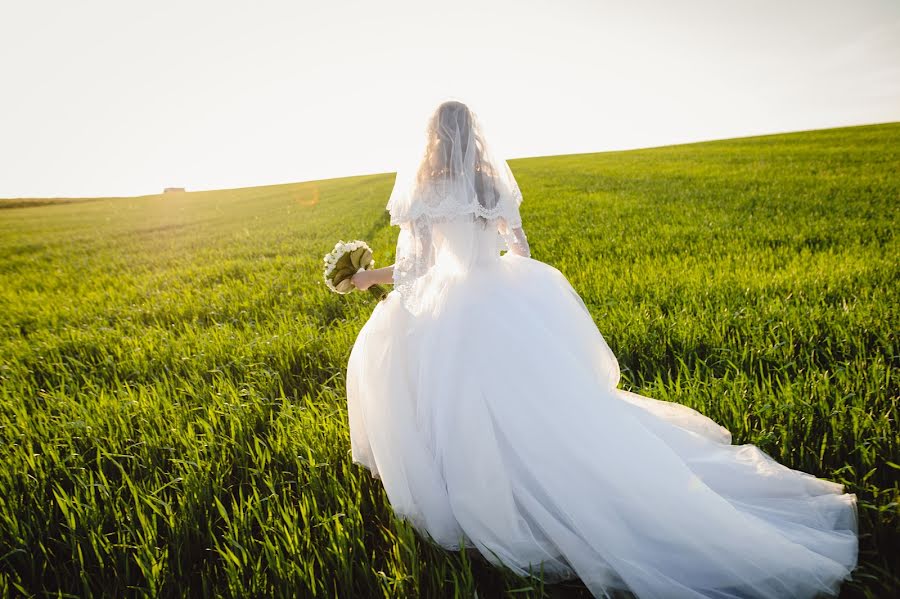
(163, 187, 185, 194)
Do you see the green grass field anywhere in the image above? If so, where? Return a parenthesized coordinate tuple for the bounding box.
(0, 122, 897, 598)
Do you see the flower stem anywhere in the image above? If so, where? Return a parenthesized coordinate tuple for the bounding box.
(367, 284, 388, 301)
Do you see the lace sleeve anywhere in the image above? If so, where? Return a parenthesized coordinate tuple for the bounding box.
(498, 217, 530, 258)
(392, 215, 435, 310)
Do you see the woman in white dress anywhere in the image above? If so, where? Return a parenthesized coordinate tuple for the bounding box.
(345, 100, 858, 598)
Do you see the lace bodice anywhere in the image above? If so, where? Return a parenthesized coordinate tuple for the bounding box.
(434, 217, 527, 265)
(392, 214, 531, 314)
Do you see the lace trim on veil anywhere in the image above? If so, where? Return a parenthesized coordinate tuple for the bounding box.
(388, 179, 523, 228)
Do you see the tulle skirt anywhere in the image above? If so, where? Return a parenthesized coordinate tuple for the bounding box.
(346, 253, 858, 599)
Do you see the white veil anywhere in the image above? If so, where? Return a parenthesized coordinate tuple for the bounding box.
(386, 100, 527, 313)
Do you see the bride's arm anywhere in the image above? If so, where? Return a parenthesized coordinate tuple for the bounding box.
(498, 217, 531, 258)
(351, 265, 394, 290)
(352, 216, 431, 291)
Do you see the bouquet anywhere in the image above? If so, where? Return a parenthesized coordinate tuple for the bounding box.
(323, 240, 388, 300)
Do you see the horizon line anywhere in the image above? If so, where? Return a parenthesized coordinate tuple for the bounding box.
(3, 119, 896, 202)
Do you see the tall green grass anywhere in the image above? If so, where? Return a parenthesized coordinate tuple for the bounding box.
(0, 122, 897, 597)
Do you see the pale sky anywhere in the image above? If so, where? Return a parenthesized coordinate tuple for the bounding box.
(1, 0, 898, 199)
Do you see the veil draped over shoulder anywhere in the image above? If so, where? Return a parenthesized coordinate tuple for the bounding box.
(385, 100, 528, 314)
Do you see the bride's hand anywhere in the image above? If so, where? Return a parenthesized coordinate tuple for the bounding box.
(351, 270, 373, 291)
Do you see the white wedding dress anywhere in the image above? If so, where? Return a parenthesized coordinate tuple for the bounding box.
(346, 217, 858, 599)
(346, 100, 858, 599)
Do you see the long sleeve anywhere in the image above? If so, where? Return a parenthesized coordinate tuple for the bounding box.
(392, 215, 436, 312)
(498, 217, 530, 258)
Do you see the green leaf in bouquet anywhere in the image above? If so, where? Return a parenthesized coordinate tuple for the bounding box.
(335, 252, 353, 271)
(349, 247, 367, 269)
(332, 267, 356, 284)
(335, 278, 354, 293)
(360, 248, 373, 267)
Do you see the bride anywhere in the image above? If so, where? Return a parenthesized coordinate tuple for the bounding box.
(345, 99, 858, 598)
